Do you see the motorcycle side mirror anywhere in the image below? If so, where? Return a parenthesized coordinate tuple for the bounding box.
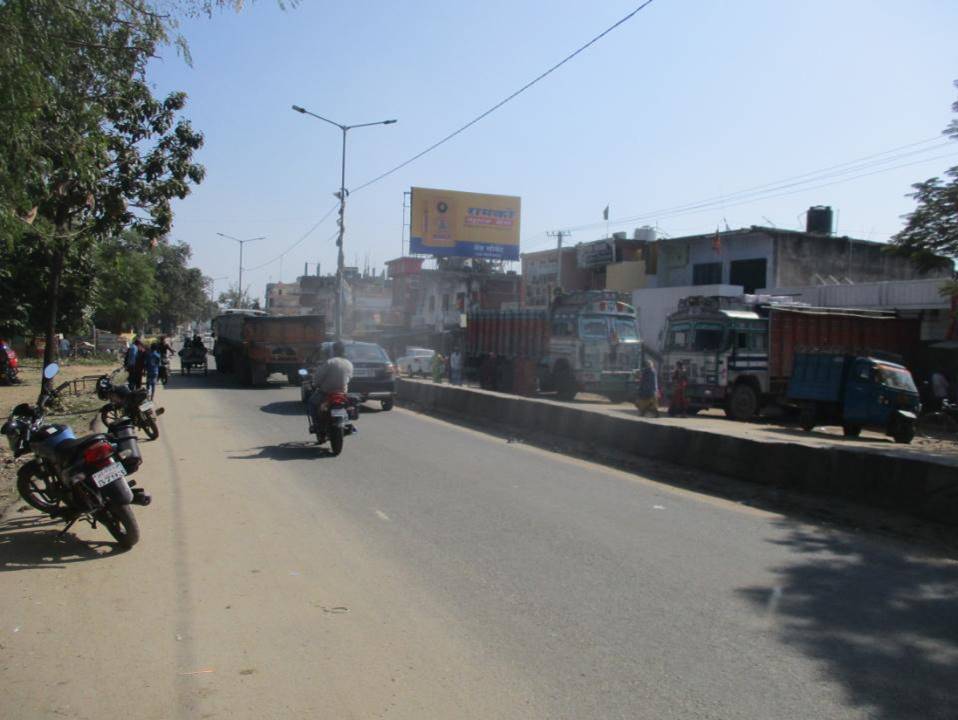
(298, 368, 308, 377)
(43, 363, 60, 379)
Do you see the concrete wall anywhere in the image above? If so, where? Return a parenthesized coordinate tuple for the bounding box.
(396, 379, 958, 527)
(606, 260, 648, 292)
(632, 284, 744, 353)
(657, 231, 774, 289)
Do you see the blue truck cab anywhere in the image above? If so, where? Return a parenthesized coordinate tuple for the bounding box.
(787, 353, 920, 444)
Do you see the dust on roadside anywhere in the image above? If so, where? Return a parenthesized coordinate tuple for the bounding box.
(0, 360, 119, 512)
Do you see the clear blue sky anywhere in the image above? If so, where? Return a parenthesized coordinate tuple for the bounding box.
(148, 0, 958, 303)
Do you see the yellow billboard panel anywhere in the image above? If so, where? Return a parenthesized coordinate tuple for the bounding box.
(409, 187, 520, 260)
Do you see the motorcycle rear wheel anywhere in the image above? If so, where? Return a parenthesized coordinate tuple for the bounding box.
(17, 461, 60, 513)
(97, 503, 140, 549)
(140, 413, 160, 440)
(329, 426, 344, 456)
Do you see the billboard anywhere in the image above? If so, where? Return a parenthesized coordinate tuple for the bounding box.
(409, 187, 520, 261)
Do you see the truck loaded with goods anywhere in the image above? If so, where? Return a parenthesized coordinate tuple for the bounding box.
(212, 310, 326, 386)
(466, 290, 643, 402)
(662, 295, 921, 420)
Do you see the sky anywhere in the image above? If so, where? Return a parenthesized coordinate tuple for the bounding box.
(147, 0, 958, 304)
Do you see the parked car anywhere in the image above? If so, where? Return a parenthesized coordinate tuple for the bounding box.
(396, 347, 435, 377)
(300, 341, 396, 411)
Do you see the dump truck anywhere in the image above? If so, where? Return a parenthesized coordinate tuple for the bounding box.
(787, 353, 920, 443)
(212, 311, 326, 385)
(662, 295, 920, 419)
(466, 290, 643, 401)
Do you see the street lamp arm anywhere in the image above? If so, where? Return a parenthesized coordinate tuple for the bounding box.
(347, 119, 398, 130)
(291, 104, 344, 130)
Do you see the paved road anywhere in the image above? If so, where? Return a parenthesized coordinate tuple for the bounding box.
(2, 371, 957, 719)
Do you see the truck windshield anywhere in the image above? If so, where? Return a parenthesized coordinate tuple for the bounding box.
(876, 365, 917, 393)
(692, 323, 725, 351)
(579, 316, 610, 340)
(613, 318, 639, 341)
(668, 323, 690, 350)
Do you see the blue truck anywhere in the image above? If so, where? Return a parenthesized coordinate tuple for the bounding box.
(787, 353, 920, 443)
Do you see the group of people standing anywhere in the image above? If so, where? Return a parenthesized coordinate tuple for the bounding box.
(634, 359, 690, 417)
(431, 348, 463, 385)
(124, 336, 174, 399)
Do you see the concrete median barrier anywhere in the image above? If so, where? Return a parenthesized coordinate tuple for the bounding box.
(396, 378, 958, 527)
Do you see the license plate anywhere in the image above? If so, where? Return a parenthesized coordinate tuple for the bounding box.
(92, 462, 126, 488)
(139, 401, 154, 412)
(353, 367, 373, 377)
(330, 408, 348, 418)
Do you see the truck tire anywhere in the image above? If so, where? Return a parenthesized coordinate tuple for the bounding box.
(799, 403, 817, 432)
(842, 424, 861, 438)
(554, 364, 577, 401)
(727, 383, 759, 421)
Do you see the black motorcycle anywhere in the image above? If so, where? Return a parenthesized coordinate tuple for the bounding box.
(2, 363, 150, 549)
(298, 369, 359, 456)
(96, 368, 164, 440)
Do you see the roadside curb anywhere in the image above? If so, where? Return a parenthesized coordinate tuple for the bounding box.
(396, 378, 958, 527)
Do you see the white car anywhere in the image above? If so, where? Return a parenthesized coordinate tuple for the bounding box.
(396, 347, 435, 377)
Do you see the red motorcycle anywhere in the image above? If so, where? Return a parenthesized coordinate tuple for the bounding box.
(0, 339, 20, 385)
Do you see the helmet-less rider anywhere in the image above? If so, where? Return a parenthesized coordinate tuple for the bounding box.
(307, 341, 353, 433)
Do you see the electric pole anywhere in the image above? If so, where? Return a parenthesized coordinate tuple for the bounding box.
(546, 230, 571, 291)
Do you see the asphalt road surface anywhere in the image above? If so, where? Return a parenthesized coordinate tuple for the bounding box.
(2, 370, 956, 719)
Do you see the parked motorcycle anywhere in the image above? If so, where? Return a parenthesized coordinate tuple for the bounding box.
(96, 368, 164, 440)
(0, 338, 20, 384)
(1, 363, 150, 549)
(298, 368, 359, 456)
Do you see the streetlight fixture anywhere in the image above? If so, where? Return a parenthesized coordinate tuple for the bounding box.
(291, 104, 397, 338)
(208, 275, 228, 303)
(216, 232, 265, 308)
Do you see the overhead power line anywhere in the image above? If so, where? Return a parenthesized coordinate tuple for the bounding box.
(242, 203, 339, 272)
(350, 0, 658, 194)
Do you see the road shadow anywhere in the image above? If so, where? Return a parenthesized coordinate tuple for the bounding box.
(260, 401, 306, 416)
(161, 368, 292, 392)
(737, 519, 958, 719)
(766, 426, 892, 444)
(0, 511, 125, 571)
(228, 441, 338, 461)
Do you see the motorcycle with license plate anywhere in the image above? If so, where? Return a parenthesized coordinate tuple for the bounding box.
(298, 368, 359, 456)
(96, 367, 164, 440)
(1, 363, 150, 549)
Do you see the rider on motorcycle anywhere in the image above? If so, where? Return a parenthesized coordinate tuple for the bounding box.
(307, 341, 353, 433)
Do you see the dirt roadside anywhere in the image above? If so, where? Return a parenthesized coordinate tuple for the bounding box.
(0, 360, 118, 511)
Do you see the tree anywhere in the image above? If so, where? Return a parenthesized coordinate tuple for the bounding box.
(150, 239, 210, 333)
(218, 284, 253, 310)
(889, 81, 958, 271)
(0, 0, 205, 365)
(93, 231, 158, 333)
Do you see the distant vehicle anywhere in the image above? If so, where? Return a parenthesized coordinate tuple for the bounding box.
(787, 353, 919, 443)
(466, 290, 642, 402)
(212, 312, 325, 386)
(300, 340, 396, 411)
(661, 295, 921, 420)
(397, 347, 435, 377)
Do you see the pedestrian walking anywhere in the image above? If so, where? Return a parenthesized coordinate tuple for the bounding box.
(634, 359, 659, 417)
(431, 352, 446, 384)
(58, 335, 71, 361)
(145, 342, 162, 399)
(127, 337, 146, 390)
(669, 361, 690, 417)
(450, 348, 463, 386)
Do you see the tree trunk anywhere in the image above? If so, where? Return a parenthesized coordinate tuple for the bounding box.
(42, 242, 65, 369)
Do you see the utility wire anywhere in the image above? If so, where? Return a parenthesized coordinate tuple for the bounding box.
(350, 0, 658, 194)
(242, 203, 339, 272)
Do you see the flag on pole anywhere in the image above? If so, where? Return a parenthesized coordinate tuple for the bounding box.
(602, 205, 609, 221)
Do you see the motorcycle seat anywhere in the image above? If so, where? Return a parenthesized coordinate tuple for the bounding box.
(54, 433, 110, 463)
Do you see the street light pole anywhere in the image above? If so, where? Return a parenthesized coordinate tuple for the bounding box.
(216, 233, 265, 308)
(291, 104, 397, 339)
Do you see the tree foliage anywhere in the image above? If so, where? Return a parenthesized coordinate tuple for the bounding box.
(890, 81, 958, 271)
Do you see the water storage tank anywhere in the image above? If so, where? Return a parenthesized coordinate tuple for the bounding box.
(634, 226, 656, 242)
(806, 206, 833, 235)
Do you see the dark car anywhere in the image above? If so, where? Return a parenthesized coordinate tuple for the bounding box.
(300, 341, 396, 411)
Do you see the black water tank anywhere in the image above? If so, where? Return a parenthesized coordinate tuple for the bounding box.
(806, 205, 833, 234)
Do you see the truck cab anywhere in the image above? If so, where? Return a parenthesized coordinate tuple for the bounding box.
(788, 354, 920, 443)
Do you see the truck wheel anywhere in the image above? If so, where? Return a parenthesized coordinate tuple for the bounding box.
(842, 424, 862, 438)
(554, 365, 577, 401)
(728, 384, 759, 421)
(799, 403, 816, 432)
(381, 399, 394, 411)
(892, 422, 915, 444)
